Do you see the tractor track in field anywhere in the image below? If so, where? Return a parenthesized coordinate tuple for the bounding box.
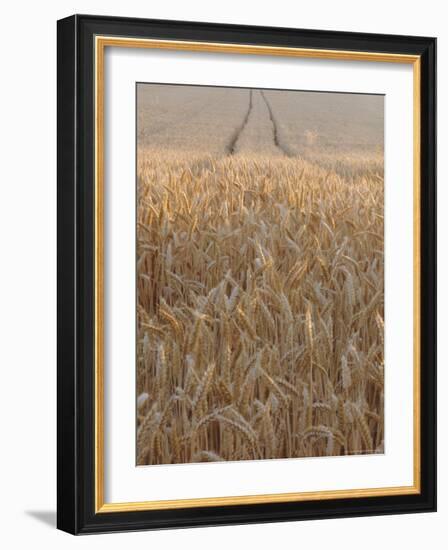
(259, 90, 291, 157)
(227, 89, 253, 155)
(227, 89, 290, 157)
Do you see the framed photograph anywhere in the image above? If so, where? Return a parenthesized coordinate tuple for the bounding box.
(57, 14, 436, 534)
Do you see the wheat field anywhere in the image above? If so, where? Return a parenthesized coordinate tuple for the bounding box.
(136, 85, 384, 465)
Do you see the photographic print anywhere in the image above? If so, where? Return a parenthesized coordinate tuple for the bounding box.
(136, 83, 385, 466)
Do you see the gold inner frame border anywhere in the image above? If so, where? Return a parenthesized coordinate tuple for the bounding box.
(94, 35, 421, 513)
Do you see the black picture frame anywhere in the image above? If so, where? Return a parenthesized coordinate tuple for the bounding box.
(57, 14, 436, 534)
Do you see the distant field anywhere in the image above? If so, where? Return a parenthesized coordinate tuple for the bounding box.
(137, 85, 383, 160)
(137, 85, 249, 154)
(136, 84, 384, 466)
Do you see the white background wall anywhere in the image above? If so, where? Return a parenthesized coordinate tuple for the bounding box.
(0, 1, 444, 547)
